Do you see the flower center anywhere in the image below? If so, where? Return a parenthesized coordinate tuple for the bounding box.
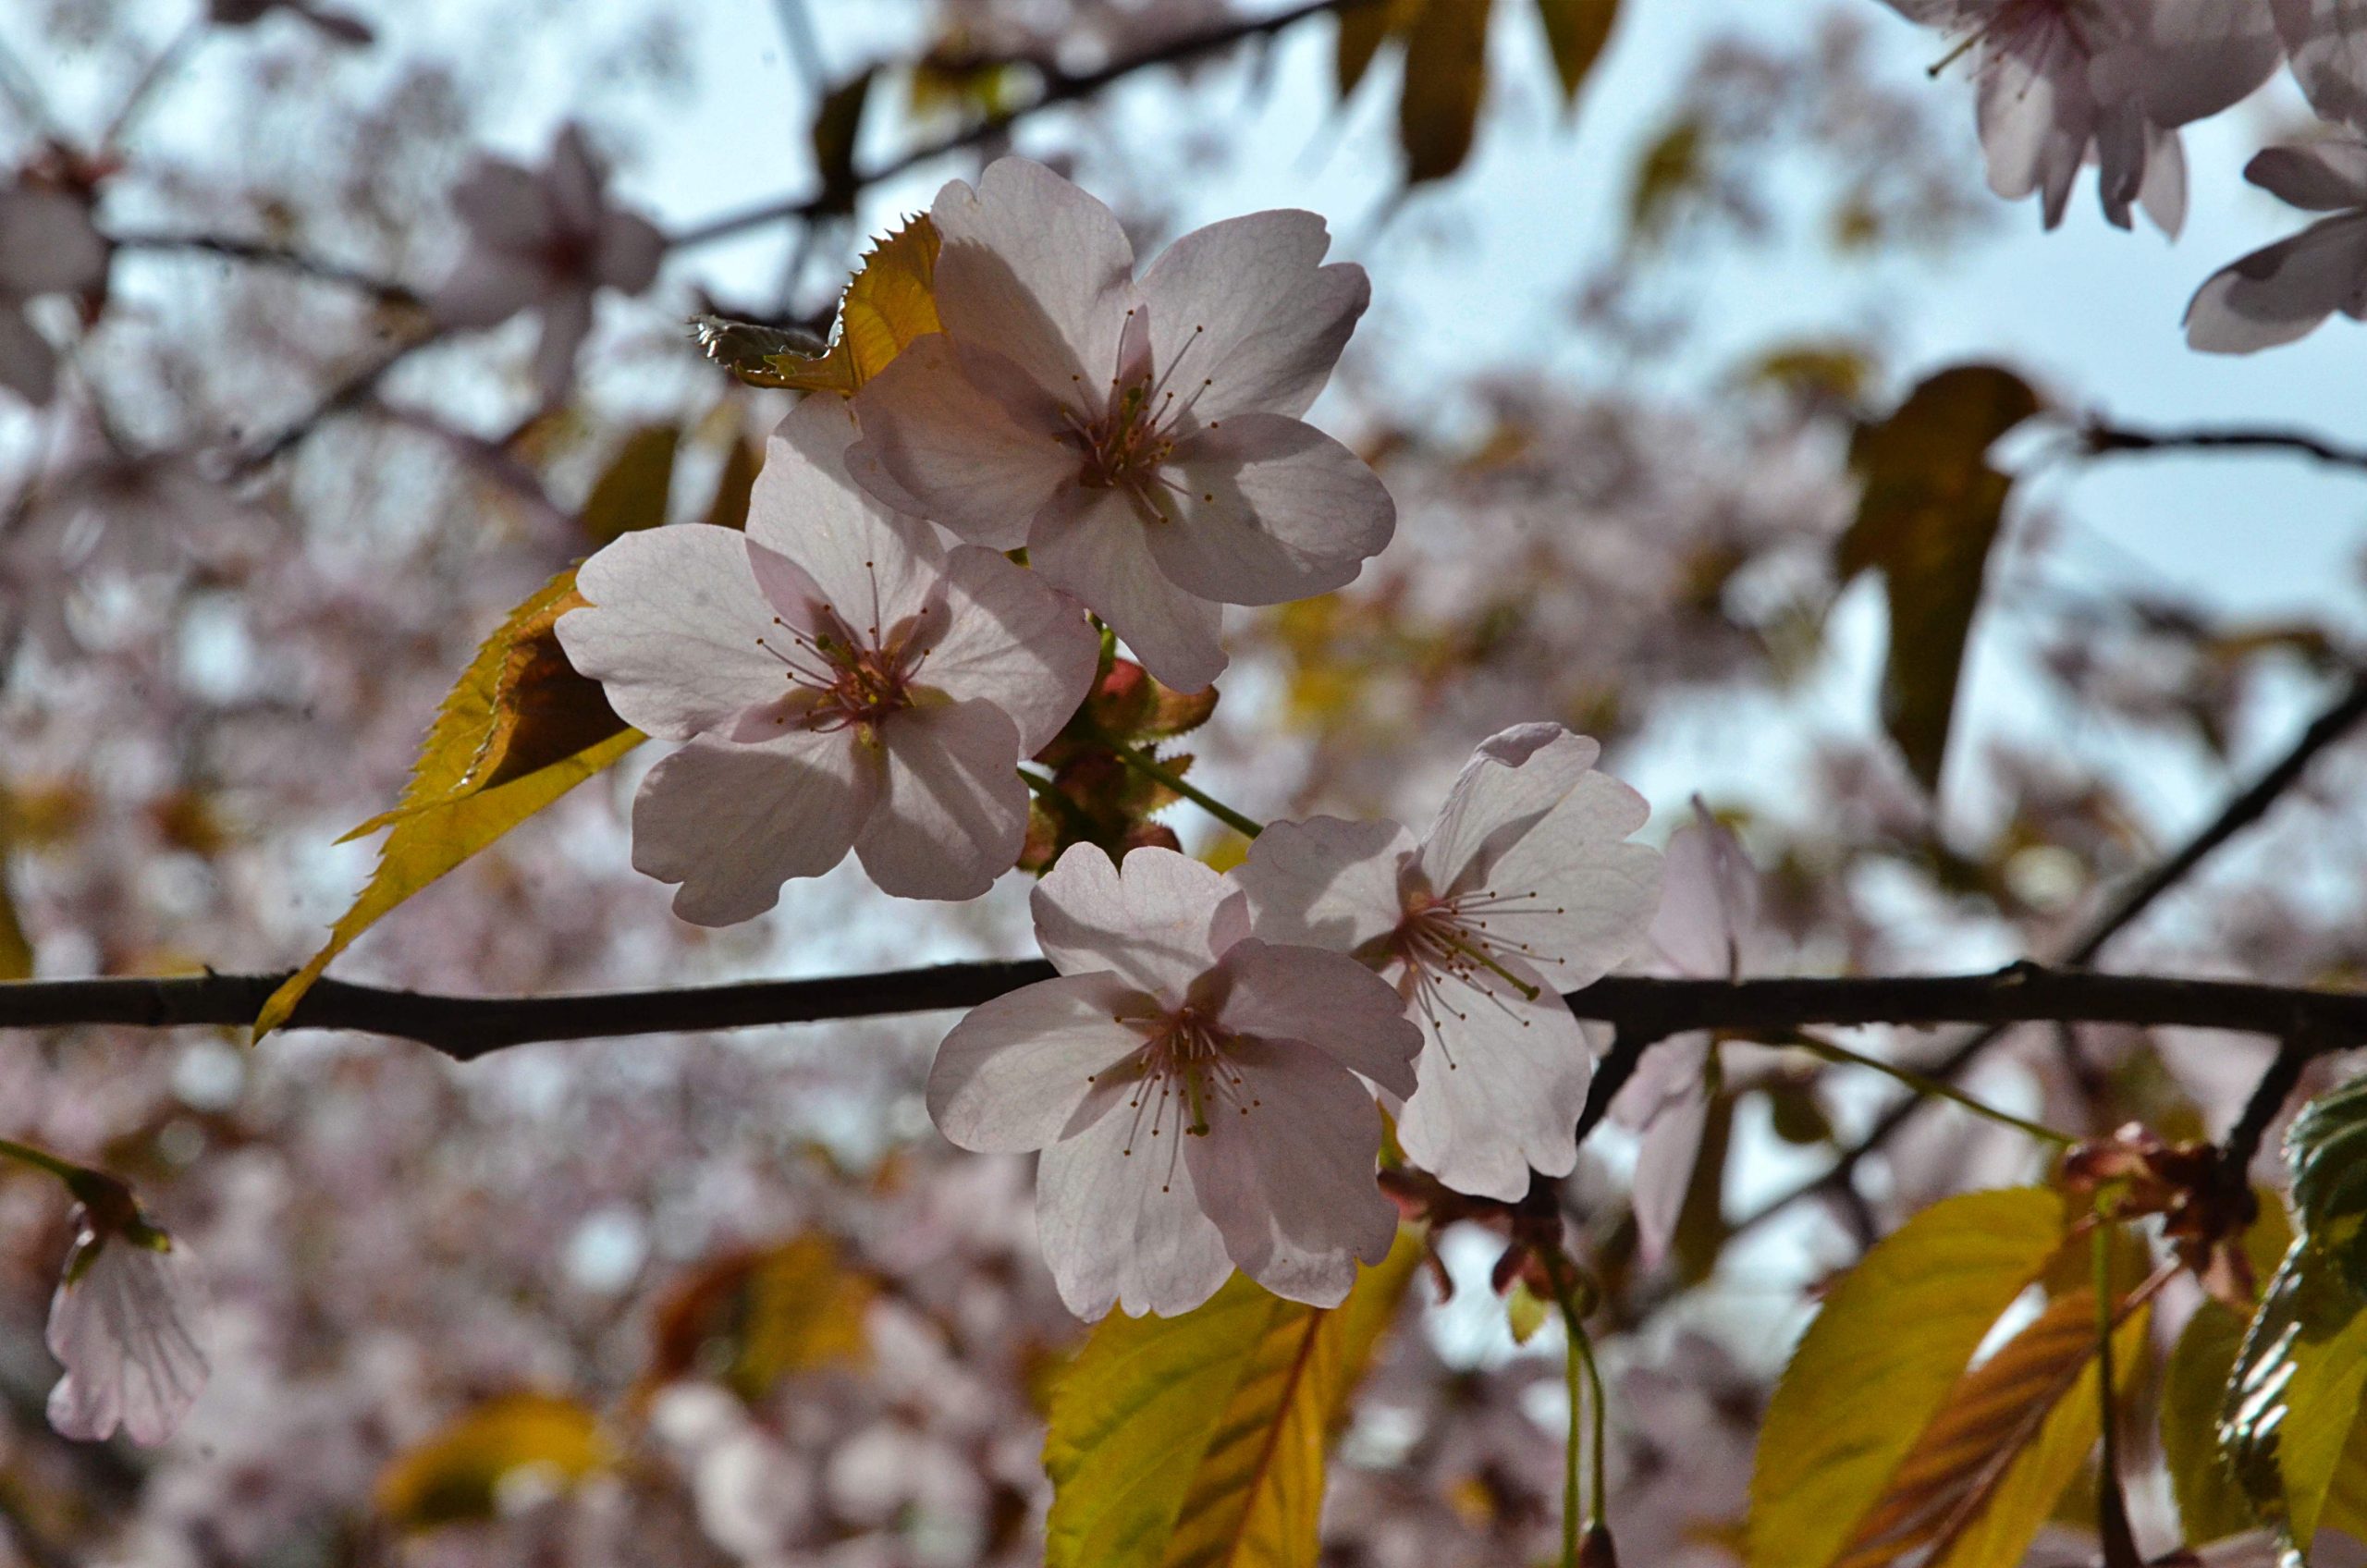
(1931, 0, 2105, 74)
(751, 570, 938, 740)
(1086, 1002, 1262, 1194)
(1064, 312, 1217, 519)
(1386, 880, 1573, 1064)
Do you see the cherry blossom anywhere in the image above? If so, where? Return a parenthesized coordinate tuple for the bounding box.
(1233, 725, 1662, 1201)
(557, 394, 1100, 920)
(0, 178, 108, 405)
(926, 844, 1422, 1317)
(431, 124, 664, 403)
(45, 1179, 211, 1446)
(844, 156, 1392, 692)
(207, 0, 374, 42)
(2186, 139, 2367, 351)
(2273, 0, 2367, 129)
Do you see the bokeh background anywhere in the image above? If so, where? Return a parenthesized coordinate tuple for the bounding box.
(5, 1, 2367, 1563)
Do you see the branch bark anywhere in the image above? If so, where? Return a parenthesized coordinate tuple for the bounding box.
(2080, 421, 2367, 475)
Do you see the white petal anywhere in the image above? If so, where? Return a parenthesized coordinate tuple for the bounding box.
(1036, 1093, 1233, 1318)
(1214, 937, 1423, 1099)
(449, 158, 555, 253)
(1482, 774, 1663, 986)
(2129, 0, 2282, 126)
(927, 973, 1156, 1152)
(2185, 212, 2367, 352)
(1187, 1035, 1397, 1306)
(0, 307, 58, 405)
(547, 125, 606, 237)
(631, 732, 876, 924)
(750, 393, 948, 631)
(1649, 801, 1762, 981)
(1032, 843, 1241, 999)
(2274, 0, 2367, 129)
(1029, 484, 1228, 692)
(855, 698, 1029, 900)
(930, 156, 1137, 405)
(558, 524, 790, 740)
(1234, 815, 1415, 953)
(1135, 211, 1367, 422)
(2137, 120, 2189, 239)
(2247, 139, 2367, 209)
(921, 545, 1098, 753)
(1419, 725, 1603, 896)
(1632, 1081, 1711, 1271)
(1395, 962, 1594, 1200)
(46, 1235, 209, 1447)
(1147, 413, 1394, 607)
(531, 287, 595, 403)
(597, 209, 665, 294)
(429, 248, 545, 329)
(844, 334, 1077, 549)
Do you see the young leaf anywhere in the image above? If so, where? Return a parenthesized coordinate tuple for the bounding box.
(374, 1392, 607, 1530)
(579, 423, 679, 545)
(2221, 1233, 2367, 1552)
(1533, 0, 1618, 105)
(1397, 0, 1493, 184)
(253, 570, 640, 1038)
(695, 216, 940, 395)
(2165, 1300, 2260, 1544)
(1836, 365, 2043, 795)
(808, 67, 876, 215)
(1043, 1232, 1421, 1568)
(2287, 1073, 2367, 1295)
(1336, 0, 1397, 96)
(645, 1234, 875, 1403)
(1747, 1187, 2070, 1568)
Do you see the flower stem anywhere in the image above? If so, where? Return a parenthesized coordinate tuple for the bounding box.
(1544, 1257, 1610, 1565)
(1782, 1030, 2074, 1146)
(0, 1136, 84, 1184)
(1107, 745, 1265, 840)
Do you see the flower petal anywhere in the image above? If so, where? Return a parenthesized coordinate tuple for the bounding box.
(0, 307, 58, 405)
(46, 1235, 210, 1447)
(1632, 1080, 1711, 1271)
(2274, 0, 2367, 129)
(927, 972, 1157, 1153)
(1185, 1035, 1397, 1306)
(429, 248, 545, 329)
(532, 286, 595, 402)
(845, 334, 1076, 549)
(856, 698, 1030, 900)
(2128, 0, 2283, 127)
(1147, 412, 1394, 606)
(2186, 212, 2367, 353)
(1036, 1092, 1234, 1318)
(1214, 937, 1422, 1100)
(631, 732, 876, 925)
(0, 188, 107, 297)
(750, 393, 949, 630)
(1028, 484, 1228, 692)
(560, 524, 797, 740)
(1649, 802, 1761, 981)
(1481, 773, 1663, 986)
(1395, 962, 1594, 1200)
(597, 209, 665, 294)
(2246, 139, 2367, 210)
(1233, 815, 1415, 954)
(1419, 724, 1602, 895)
(449, 158, 554, 254)
(1032, 843, 1243, 999)
(1135, 211, 1367, 422)
(930, 156, 1137, 405)
(922, 545, 1099, 753)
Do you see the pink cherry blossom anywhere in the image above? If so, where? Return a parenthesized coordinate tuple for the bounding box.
(45, 1188, 211, 1446)
(2273, 0, 2367, 129)
(1233, 725, 1662, 1201)
(926, 844, 1422, 1317)
(0, 178, 108, 406)
(557, 394, 1100, 921)
(2186, 139, 2367, 351)
(844, 156, 1392, 692)
(431, 124, 665, 403)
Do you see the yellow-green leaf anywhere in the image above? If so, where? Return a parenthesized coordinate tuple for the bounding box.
(1397, 0, 1493, 184)
(1837, 365, 2042, 794)
(580, 423, 679, 545)
(647, 1234, 876, 1403)
(1747, 1187, 2069, 1568)
(1044, 1232, 1423, 1568)
(1334, 0, 1420, 96)
(374, 1392, 607, 1530)
(2224, 1232, 2367, 1550)
(254, 570, 640, 1038)
(809, 67, 875, 215)
(1533, 0, 1617, 104)
(702, 433, 761, 533)
(2320, 1407, 2367, 1539)
(2165, 1299, 2257, 1544)
(700, 217, 942, 395)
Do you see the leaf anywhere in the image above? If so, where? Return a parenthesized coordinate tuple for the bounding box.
(1533, 0, 1618, 104)
(2288, 1073, 2367, 1296)
(1834, 1289, 2151, 1568)
(809, 67, 875, 215)
(1334, 0, 1417, 96)
(1747, 1187, 2070, 1568)
(2319, 1408, 2367, 1539)
(2222, 1233, 2367, 1552)
(702, 433, 760, 533)
(1044, 1231, 1423, 1568)
(1397, 0, 1493, 184)
(254, 570, 640, 1038)
(1836, 365, 2042, 794)
(579, 423, 679, 545)
(2167, 1300, 2263, 1544)
(695, 216, 940, 395)
(374, 1392, 607, 1530)
(647, 1234, 876, 1403)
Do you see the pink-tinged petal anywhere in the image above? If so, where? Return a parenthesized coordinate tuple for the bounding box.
(46, 1232, 209, 1447)
(1632, 1082, 1710, 1271)
(449, 159, 555, 254)
(429, 249, 546, 329)
(2274, 0, 2367, 129)
(2134, 120, 2188, 239)
(1032, 843, 1242, 999)
(1977, 46, 2091, 226)
(922, 545, 1099, 753)
(1136, 211, 1367, 422)
(531, 286, 595, 403)
(1419, 725, 1601, 895)
(1234, 815, 1415, 954)
(927, 972, 1157, 1153)
(1650, 801, 1762, 981)
(1028, 484, 1228, 691)
(0, 188, 107, 296)
(0, 307, 59, 405)
(596, 209, 665, 294)
(845, 334, 1076, 549)
(1214, 938, 1422, 1099)
(1147, 412, 1393, 606)
(2248, 139, 2367, 210)
(1482, 775, 1663, 986)
(750, 394, 948, 629)
(1186, 1035, 1397, 1306)
(1036, 1096, 1233, 1318)
(2186, 212, 2367, 353)
(547, 124, 606, 239)
(558, 524, 789, 740)
(2127, 0, 2282, 127)
(1395, 963, 1593, 1200)
(929, 156, 1137, 404)
(856, 698, 1030, 900)
(1611, 1029, 1711, 1129)
(631, 732, 876, 925)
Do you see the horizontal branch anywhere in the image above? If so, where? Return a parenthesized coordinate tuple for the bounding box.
(4, 962, 2364, 1066)
(108, 231, 423, 310)
(2080, 421, 2367, 475)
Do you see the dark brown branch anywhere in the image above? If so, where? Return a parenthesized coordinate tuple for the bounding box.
(6, 962, 2367, 1066)
(108, 231, 423, 310)
(2080, 421, 2367, 475)
(667, 0, 1376, 251)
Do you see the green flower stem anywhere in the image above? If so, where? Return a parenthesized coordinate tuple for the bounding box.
(1105, 745, 1266, 840)
(0, 1136, 83, 1184)
(1545, 1258, 1611, 1566)
(1782, 1030, 2074, 1146)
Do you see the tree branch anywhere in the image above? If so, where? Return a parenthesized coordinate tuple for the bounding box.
(2079, 421, 2367, 475)
(108, 231, 423, 310)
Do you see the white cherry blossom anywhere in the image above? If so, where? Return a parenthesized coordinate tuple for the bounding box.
(2273, 0, 2367, 129)
(1234, 725, 1662, 1202)
(926, 845, 1422, 1318)
(2187, 139, 2367, 351)
(45, 1184, 210, 1446)
(557, 394, 1100, 921)
(0, 178, 108, 406)
(844, 156, 1392, 692)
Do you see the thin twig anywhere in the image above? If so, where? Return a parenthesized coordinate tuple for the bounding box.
(108, 231, 423, 311)
(2080, 421, 2367, 475)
